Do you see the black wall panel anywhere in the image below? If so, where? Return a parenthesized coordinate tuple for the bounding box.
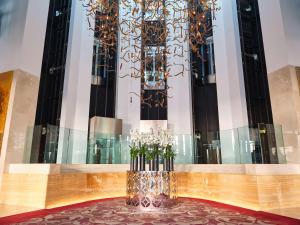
(31, 0, 72, 163)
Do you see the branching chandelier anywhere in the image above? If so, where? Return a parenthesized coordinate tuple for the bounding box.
(82, 0, 219, 108)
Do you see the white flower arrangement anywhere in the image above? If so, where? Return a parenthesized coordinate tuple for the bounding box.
(129, 128, 176, 171)
(130, 128, 174, 148)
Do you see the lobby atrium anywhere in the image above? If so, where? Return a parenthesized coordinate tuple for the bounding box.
(0, 0, 300, 224)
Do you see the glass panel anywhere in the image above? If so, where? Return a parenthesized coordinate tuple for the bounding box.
(274, 124, 287, 164)
(24, 124, 286, 164)
(87, 133, 122, 164)
(237, 126, 254, 164)
(43, 125, 59, 163)
(219, 129, 241, 164)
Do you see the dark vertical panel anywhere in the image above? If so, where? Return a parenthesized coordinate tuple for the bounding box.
(31, 0, 72, 163)
(191, 45, 220, 164)
(140, 90, 167, 120)
(236, 0, 273, 127)
(190, 5, 220, 164)
(236, 0, 277, 163)
(140, 1, 168, 120)
(89, 4, 118, 119)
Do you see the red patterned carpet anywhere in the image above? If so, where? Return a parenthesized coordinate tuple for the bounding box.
(0, 198, 299, 225)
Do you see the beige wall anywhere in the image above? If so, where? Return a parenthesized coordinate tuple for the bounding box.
(268, 66, 300, 163)
(1, 164, 300, 211)
(297, 67, 300, 90)
(0, 70, 39, 187)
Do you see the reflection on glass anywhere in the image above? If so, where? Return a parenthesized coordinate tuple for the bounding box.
(144, 46, 165, 90)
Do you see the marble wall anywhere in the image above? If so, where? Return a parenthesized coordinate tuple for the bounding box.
(1, 165, 300, 211)
(0, 70, 39, 187)
(268, 66, 300, 163)
(297, 67, 300, 92)
(0, 172, 127, 208)
(0, 72, 13, 156)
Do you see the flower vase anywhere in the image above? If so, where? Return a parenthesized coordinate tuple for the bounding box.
(133, 157, 139, 171)
(149, 159, 154, 171)
(170, 157, 174, 171)
(154, 153, 159, 171)
(163, 158, 170, 171)
(130, 157, 133, 171)
(139, 154, 145, 171)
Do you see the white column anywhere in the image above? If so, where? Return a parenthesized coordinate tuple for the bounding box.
(116, 75, 141, 135)
(19, 0, 50, 76)
(166, 0, 193, 136)
(0, 0, 49, 187)
(213, 0, 250, 163)
(0, 0, 49, 76)
(116, 0, 141, 135)
(57, 1, 94, 163)
(0, 0, 28, 73)
(165, 0, 193, 163)
(259, 0, 300, 72)
(279, 0, 300, 68)
(258, 0, 288, 74)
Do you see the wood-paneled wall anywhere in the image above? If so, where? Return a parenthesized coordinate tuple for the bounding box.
(1, 171, 300, 211)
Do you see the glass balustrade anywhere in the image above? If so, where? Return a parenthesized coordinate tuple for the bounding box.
(24, 124, 287, 164)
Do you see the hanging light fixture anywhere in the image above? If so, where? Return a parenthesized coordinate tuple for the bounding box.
(82, 0, 219, 107)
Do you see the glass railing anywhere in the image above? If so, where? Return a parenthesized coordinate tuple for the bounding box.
(24, 124, 287, 164)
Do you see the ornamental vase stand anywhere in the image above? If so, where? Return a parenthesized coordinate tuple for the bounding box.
(127, 152, 177, 209)
(126, 170, 177, 210)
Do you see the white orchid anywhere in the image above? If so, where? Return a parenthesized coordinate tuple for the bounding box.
(129, 129, 141, 146)
(130, 128, 174, 148)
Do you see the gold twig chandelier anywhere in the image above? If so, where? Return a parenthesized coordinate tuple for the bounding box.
(82, 0, 219, 108)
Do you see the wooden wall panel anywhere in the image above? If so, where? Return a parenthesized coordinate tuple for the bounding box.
(46, 172, 127, 208)
(1, 171, 300, 211)
(177, 172, 260, 210)
(0, 173, 48, 208)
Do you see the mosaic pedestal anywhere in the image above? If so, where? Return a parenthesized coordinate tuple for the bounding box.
(126, 171, 177, 210)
